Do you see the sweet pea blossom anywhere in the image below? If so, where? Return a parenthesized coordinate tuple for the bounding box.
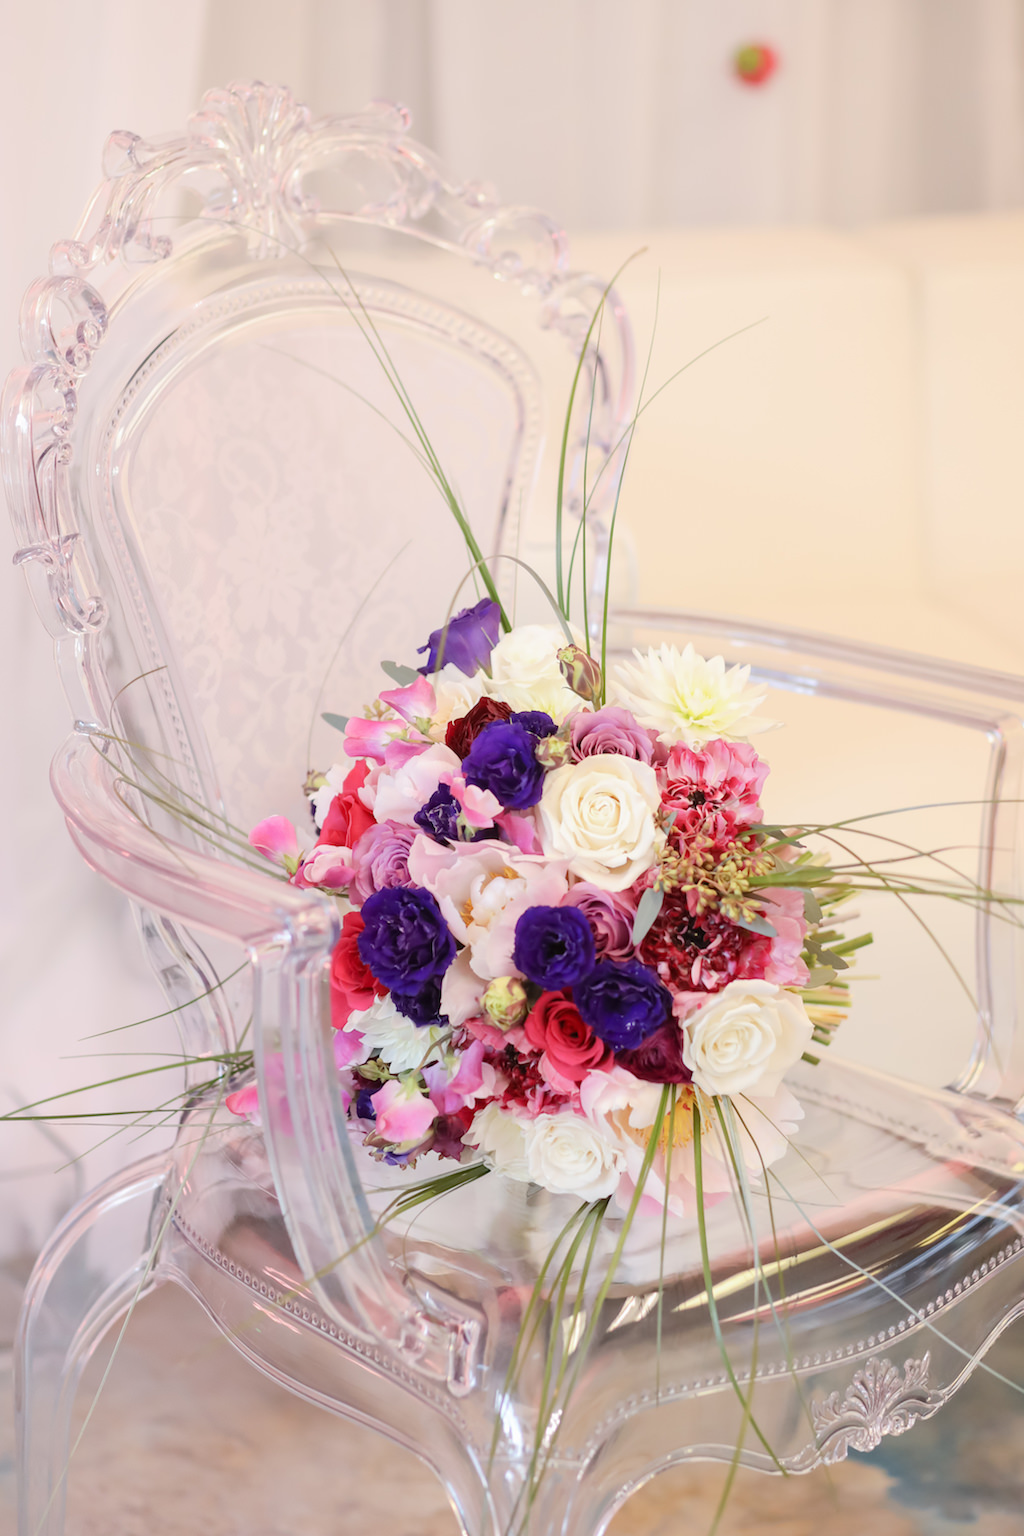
(249, 816, 301, 869)
(379, 675, 437, 727)
(422, 1039, 495, 1115)
(342, 714, 411, 763)
(417, 598, 502, 677)
(408, 835, 569, 980)
(371, 1077, 437, 1148)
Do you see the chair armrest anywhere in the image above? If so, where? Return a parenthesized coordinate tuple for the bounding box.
(51, 731, 483, 1393)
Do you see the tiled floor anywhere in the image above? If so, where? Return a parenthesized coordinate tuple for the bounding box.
(3, 1283, 1024, 1535)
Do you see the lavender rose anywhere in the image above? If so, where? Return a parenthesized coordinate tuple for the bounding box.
(417, 598, 501, 678)
(350, 820, 416, 905)
(562, 883, 637, 962)
(568, 706, 655, 764)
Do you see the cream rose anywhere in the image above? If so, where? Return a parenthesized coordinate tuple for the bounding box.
(524, 1111, 624, 1199)
(464, 1102, 531, 1181)
(488, 623, 583, 722)
(682, 980, 813, 1098)
(538, 753, 660, 891)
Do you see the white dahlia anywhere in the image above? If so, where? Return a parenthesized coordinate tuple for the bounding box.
(609, 642, 770, 748)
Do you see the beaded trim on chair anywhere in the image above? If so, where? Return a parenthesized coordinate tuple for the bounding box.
(171, 1211, 470, 1430)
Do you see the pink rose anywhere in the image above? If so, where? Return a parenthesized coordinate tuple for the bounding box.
(523, 990, 610, 1086)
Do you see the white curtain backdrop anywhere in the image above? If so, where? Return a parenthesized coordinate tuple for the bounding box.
(3, 0, 1024, 1264)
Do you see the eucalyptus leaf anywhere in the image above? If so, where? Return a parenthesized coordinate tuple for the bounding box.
(734, 914, 778, 938)
(817, 948, 849, 971)
(803, 890, 823, 925)
(381, 660, 419, 686)
(806, 966, 838, 988)
(631, 886, 664, 947)
(321, 712, 349, 733)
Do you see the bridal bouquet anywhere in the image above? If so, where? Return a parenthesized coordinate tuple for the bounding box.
(237, 597, 857, 1216)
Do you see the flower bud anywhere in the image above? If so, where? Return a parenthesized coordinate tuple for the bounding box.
(535, 735, 571, 769)
(482, 976, 529, 1029)
(557, 644, 603, 705)
(303, 769, 328, 797)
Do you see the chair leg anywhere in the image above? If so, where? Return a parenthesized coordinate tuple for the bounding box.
(15, 1152, 170, 1536)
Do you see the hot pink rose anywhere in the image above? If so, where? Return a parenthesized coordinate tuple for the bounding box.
(320, 761, 375, 848)
(523, 990, 610, 1087)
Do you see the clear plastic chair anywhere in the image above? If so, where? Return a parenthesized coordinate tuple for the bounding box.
(7, 81, 1024, 1536)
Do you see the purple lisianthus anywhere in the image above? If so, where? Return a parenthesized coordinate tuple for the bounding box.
(573, 959, 671, 1051)
(513, 904, 596, 990)
(617, 1023, 692, 1084)
(350, 820, 416, 905)
(392, 976, 447, 1027)
(510, 710, 558, 739)
(563, 884, 637, 962)
(417, 598, 501, 678)
(357, 887, 456, 991)
(568, 706, 655, 764)
(463, 719, 545, 810)
(414, 785, 462, 845)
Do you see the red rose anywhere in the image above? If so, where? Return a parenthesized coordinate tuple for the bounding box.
(321, 761, 375, 848)
(523, 990, 609, 1084)
(330, 910, 386, 1028)
(445, 696, 513, 758)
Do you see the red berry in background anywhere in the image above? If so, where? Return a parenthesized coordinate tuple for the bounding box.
(734, 42, 779, 86)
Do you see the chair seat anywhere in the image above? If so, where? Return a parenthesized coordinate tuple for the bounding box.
(160, 1055, 1024, 1480)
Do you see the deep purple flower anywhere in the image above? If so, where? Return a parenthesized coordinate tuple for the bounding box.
(617, 1023, 692, 1084)
(513, 905, 596, 989)
(463, 720, 546, 810)
(391, 976, 447, 1027)
(510, 710, 557, 739)
(417, 598, 502, 678)
(414, 785, 462, 844)
(357, 887, 456, 991)
(573, 959, 671, 1052)
(350, 821, 416, 905)
(354, 1085, 378, 1121)
(568, 706, 655, 763)
(562, 884, 637, 962)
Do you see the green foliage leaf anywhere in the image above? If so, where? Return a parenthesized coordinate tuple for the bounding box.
(803, 890, 823, 924)
(321, 712, 349, 733)
(735, 913, 777, 938)
(381, 660, 419, 686)
(632, 886, 664, 947)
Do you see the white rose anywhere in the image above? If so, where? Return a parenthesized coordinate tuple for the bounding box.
(464, 1102, 531, 1181)
(488, 623, 583, 722)
(538, 753, 660, 891)
(524, 1111, 625, 1199)
(428, 664, 489, 741)
(682, 980, 813, 1098)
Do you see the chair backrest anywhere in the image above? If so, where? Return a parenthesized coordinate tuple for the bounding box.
(4, 83, 633, 841)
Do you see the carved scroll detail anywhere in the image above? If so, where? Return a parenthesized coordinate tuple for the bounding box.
(795, 1353, 945, 1468)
